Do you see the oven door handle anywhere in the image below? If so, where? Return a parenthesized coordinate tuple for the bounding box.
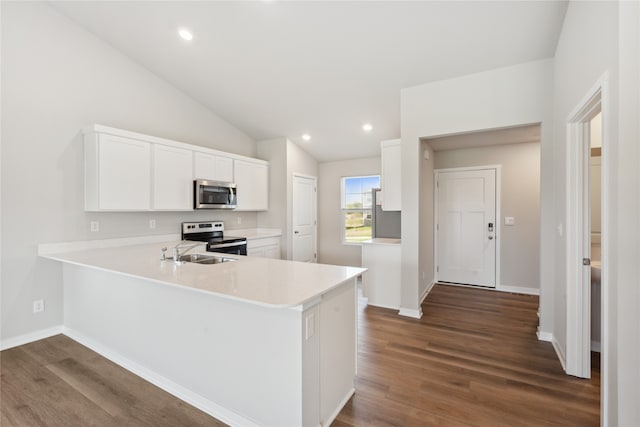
(208, 241, 247, 249)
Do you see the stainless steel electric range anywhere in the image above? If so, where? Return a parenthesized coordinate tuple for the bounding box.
(181, 221, 247, 256)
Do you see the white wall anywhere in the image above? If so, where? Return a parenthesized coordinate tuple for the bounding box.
(400, 59, 554, 319)
(257, 139, 287, 257)
(1, 2, 256, 343)
(615, 2, 640, 424)
(257, 138, 318, 260)
(434, 142, 541, 291)
(317, 157, 380, 266)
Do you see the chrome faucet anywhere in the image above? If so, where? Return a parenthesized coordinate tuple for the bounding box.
(171, 240, 202, 263)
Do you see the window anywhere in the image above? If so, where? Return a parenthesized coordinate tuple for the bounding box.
(341, 175, 380, 243)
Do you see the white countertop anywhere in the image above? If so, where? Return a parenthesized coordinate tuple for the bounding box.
(40, 240, 364, 309)
(227, 228, 282, 240)
(361, 238, 401, 245)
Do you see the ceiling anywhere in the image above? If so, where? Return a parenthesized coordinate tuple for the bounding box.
(51, 1, 568, 162)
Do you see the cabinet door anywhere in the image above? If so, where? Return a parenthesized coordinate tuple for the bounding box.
(194, 152, 216, 181)
(234, 160, 268, 211)
(247, 247, 265, 257)
(194, 153, 234, 182)
(153, 144, 193, 210)
(98, 135, 151, 210)
(263, 245, 281, 259)
(215, 156, 234, 182)
(381, 140, 401, 211)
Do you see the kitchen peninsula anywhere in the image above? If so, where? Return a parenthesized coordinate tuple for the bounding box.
(39, 238, 365, 427)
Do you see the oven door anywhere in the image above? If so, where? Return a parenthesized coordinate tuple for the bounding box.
(207, 242, 247, 256)
(194, 180, 237, 209)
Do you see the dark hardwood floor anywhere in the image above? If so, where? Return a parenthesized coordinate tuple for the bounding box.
(334, 284, 600, 426)
(1, 284, 600, 426)
(0, 335, 226, 427)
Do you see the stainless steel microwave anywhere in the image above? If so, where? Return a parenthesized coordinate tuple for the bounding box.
(194, 180, 237, 209)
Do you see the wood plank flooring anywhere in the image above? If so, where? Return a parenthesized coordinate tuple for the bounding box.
(0, 335, 226, 427)
(334, 284, 600, 426)
(1, 284, 600, 426)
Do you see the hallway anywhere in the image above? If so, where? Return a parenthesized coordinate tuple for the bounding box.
(335, 284, 600, 426)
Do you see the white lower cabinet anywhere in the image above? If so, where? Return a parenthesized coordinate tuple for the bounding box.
(247, 236, 281, 259)
(362, 242, 401, 309)
(153, 144, 193, 210)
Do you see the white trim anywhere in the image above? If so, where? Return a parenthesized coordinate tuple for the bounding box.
(63, 327, 259, 427)
(322, 388, 355, 427)
(0, 325, 64, 351)
(434, 165, 502, 288)
(398, 308, 422, 319)
(38, 233, 180, 256)
(495, 285, 540, 296)
(420, 281, 436, 304)
(565, 72, 609, 382)
(537, 331, 553, 342)
(552, 336, 567, 372)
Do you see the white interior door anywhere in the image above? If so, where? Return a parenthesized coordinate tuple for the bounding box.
(437, 168, 497, 287)
(292, 175, 317, 263)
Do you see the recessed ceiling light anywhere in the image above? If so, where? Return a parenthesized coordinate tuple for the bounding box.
(302, 134, 311, 141)
(362, 123, 373, 132)
(178, 28, 194, 41)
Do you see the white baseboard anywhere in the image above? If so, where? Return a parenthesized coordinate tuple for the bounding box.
(591, 340, 601, 353)
(495, 285, 540, 296)
(63, 327, 259, 427)
(552, 336, 567, 372)
(0, 325, 64, 351)
(420, 281, 435, 304)
(398, 307, 422, 319)
(323, 388, 355, 427)
(537, 330, 553, 342)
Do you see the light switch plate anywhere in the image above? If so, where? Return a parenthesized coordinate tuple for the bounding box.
(505, 216, 515, 226)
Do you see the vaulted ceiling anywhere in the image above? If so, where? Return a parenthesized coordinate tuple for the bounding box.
(52, 1, 568, 161)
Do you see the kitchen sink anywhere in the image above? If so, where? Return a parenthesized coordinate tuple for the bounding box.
(178, 254, 237, 264)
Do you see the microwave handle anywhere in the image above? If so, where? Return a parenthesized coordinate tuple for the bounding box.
(230, 187, 236, 205)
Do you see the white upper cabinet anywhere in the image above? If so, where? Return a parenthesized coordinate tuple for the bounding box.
(85, 133, 151, 211)
(84, 125, 268, 212)
(380, 139, 401, 211)
(194, 152, 234, 183)
(153, 144, 193, 210)
(234, 159, 269, 211)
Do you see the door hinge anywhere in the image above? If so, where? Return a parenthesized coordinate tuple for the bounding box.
(583, 258, 591, 266)
(314, 253, 317, 259)
(436, 224, 439, 231)
(437, 180, 439, 189)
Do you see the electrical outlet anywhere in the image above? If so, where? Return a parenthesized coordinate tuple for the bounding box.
(305, 313, 315, 340)
(505, 216, 515, 226)
(149, 219, 157, 229)
(90, 221, 99, 232)
(33, 299, 45, 313)
(237, 216, 242, 225)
